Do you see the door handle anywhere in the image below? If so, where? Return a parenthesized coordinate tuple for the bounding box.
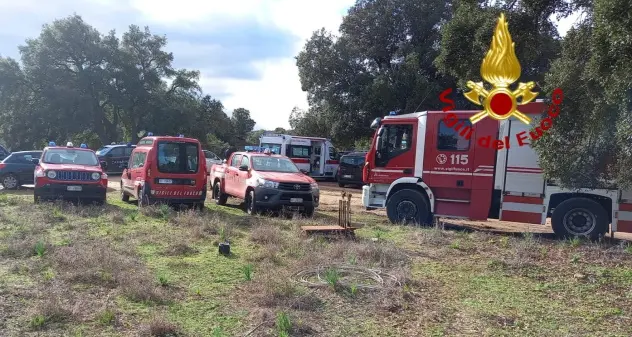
(456, 180, 464, 187)
(403, 169, 412, 174)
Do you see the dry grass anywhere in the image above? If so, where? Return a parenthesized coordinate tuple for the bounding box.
(141, 317, 182, 337)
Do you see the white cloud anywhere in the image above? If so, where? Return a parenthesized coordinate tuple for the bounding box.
(131, 0, 355, 130)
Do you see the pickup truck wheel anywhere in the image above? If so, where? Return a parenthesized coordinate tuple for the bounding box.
(120, 182, 129, 202)
(386, 189, 431, 226)
(551, 197, 608, 240)
(245, 190, 258, 215)
(302, 205, 315, 218)
(213, 181, 227, 205)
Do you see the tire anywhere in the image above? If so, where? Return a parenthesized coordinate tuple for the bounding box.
(386, 189, 431, 226)
(120, 182, 129, 202)
(302, 205, 315, 218)
(138, 186, 149, 207)
(551, 197, 608, 240)
(195, 202, 205, 212)
(213, 181, 227, 205)
(2, 174, 19, 190)
(338, 182, 345, 188)
(245, 190, 258, 215)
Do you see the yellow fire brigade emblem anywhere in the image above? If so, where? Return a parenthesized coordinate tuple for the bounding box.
(464, 13, 537, 125)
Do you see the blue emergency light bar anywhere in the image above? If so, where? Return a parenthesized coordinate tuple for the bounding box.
(48, 141, 56, 147)
(178, 134, 184, 138)
(147, 132, 153, 136)
(80, 143, 87, 148)
(389, 111, 397, 116)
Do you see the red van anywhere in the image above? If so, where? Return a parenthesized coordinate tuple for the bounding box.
(120, 135, 207, 209)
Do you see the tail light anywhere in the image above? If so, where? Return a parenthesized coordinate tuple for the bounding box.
(362, 161, 370, 183)
(0, 163, 5, 169)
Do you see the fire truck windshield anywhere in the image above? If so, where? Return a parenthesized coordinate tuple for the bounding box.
(252, 157, 299, 173)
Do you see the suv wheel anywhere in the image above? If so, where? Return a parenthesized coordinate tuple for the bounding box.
(138, 186, 149, 207)
(302, 205, 315, 218)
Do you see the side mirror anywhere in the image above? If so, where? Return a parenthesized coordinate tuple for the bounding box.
(32, 158, 39, 165)
(100, 161, 107, 169)
(222, 159, 227, 164)
(239, 165, 249, 171)
(300, 169, 308, 174)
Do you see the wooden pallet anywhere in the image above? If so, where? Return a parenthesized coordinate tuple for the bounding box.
(301, 191, 356, 236)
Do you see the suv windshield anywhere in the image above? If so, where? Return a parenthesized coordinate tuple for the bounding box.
(43, 149, 99, 165)
(252, 156, 299, 173)
(157, 141, 199, 174)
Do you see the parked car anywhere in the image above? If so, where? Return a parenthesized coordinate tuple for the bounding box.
(209, 149, 319, 217)
(0, 151, 42, 189)
(33, 143, 108, 204)
(120, 135, 207, 209)
(96, 143, 135, 174)
(203, 150, 223, 172)
(337, 152, 367, 188)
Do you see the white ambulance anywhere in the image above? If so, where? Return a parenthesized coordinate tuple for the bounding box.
(258, 133, 340, 180)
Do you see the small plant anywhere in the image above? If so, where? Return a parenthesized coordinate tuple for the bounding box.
(34, 241, 46, 257)
(276, 311, 291, 337)
(212, 326, 224, 337)
(97, 309, 115, 325)
(568, 236, 582, 248)
(349, 283, 358, 296)
(219, 226, 228, 242)
(347, 254, 357, 265)
(0, 194, 8, 204)
(449, 240, 461, 250)
(571, 254, 581, 263)
(242, 264, 253, 281)
(43, 269, 55, 281)
(373, 228, 385, 240)
(626, 244, 632, 255)
(52, 207, 66, 221)
(29, 314, 46, 329)
(158, 274, 169, 287)
(499, 236, 510, 248)
(159, 204, 171, 219)
(324, 267, 340, 289)
(128, 210, 139, 222)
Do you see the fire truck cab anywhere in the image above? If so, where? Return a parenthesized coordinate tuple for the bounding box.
(259, 133, 339, 180)
(362, 102, 632, 239)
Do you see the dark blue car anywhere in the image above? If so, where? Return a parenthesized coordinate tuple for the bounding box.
(0, 151, 42, 189)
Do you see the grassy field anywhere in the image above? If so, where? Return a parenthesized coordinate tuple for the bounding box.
(1, 191, 632, 336)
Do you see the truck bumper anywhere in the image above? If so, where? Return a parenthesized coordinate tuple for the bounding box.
(35, 183, 106, 200)
(254, 187, 319, 210)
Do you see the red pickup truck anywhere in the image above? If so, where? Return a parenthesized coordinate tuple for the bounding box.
(209, 150, 320, 216)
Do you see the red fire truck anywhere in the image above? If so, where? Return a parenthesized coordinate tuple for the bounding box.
(362, 101, 632, 239)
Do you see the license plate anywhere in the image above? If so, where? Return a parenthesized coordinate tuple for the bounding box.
(159, 179, 173, 184)
(343, 175, 352, 179)
(66, 186, 82, 192)
(290, 198, 303, 203)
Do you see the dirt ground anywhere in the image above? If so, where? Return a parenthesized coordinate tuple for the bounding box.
(103, 176, 632, 241)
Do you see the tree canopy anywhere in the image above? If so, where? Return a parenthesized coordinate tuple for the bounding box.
(0, 14, 279, 155)
(294, 0, 632, 188)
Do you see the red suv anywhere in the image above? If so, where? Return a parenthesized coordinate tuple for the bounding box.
(33, 142, 108, 204)
(120, 135, 207, 209)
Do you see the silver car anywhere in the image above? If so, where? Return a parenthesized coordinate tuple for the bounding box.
(203, 150, 223, 172)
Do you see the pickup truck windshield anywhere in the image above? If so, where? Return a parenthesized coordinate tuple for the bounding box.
(157, 141, 199, 174)
(252, 157, 299, 173)
(43, 149, 99, 166)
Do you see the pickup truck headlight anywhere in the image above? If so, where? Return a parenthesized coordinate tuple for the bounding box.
(310, 182, 319, 191)
(256, 178, 278, 188)
(91, 172, 101, 180)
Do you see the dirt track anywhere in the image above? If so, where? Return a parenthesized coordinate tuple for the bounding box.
(101, 176, 632, 240)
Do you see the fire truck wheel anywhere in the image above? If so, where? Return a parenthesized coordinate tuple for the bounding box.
(386, 189, 431, 226)
(120, 182, 129, 202)
(245, 190, 258, 215)
(551, 197, 608, 240)
(213, 181, 227, 205)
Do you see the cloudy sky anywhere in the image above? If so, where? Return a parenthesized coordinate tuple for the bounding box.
(0, 0, 578, 130)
